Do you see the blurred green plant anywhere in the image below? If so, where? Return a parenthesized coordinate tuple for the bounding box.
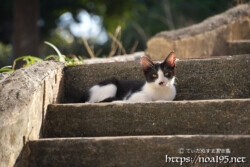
(44, 41, 84, 66)
(0, 41, 85, 73)
(0, 66, 14, 73)
(0, 56, 43, 73)
(13, 56, 43, 68)
(0, 42, 12, 67)
(44, 41, 65, 62)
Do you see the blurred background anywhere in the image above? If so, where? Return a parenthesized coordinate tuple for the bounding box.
(0, 0, 248, 68)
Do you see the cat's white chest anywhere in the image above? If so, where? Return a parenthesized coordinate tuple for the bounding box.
(127, 83, 176, 102)
(145, 84, 176, 101)
(151, 86, 176, 101)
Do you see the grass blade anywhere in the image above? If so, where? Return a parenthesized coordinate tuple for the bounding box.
(44, 41, 65, 62)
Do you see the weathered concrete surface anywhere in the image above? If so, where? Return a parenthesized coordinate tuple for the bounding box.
(64, 55, 250, 102)
(227, 40, 250, 55)
(0, 73, 11, 84)
(0, 61, 64, 167)
(84, 51, 144, 64)
(147, 4, 250, 60)
(15, 135, 250, 167)
(43, 99, 250, 137)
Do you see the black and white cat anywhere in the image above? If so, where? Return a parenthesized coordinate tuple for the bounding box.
(80, 51, 176, 103)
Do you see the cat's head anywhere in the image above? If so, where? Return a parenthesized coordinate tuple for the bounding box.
(141, 51, 176, 88)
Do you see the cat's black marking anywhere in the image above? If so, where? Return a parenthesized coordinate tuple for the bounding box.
(143, 62, 175, 83)
(80, 77, 145, 102)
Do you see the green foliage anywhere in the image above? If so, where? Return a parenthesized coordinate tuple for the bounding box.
(13, 56, 43, 68)
(0, 66, 14, 73)
(1, 0, 250, 44)
(44, 41, 65, 62)
(44, 41, 84, 66)
(0, 42, 12, 67)
(39, 0, 136, 35)
(0, 41, 84, 73)
(1, 0, 250, 65)
(64, 56, 85, 66)
(41, 0, 247, 56)
(0, 55, 43, 73)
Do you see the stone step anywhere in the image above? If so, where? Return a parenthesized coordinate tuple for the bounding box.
(227, 40, 250, 55)
(43, 99, 250, 138)
(15, 135, 250, 167)
(146, 4, 250, 59)
(64, 55, 249, 102)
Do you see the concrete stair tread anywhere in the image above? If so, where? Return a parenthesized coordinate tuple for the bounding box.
(17, 135, 250, 167)
(43, 98, 250, 137)
(64, 55, 250, 102)
(227, 39, 250, 43)
(227, 40, 250, 55)
(147, 4, 250, 59)
(36, 134, 250, 142)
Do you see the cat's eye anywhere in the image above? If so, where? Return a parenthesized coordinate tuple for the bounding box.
(164, 72, 170, 76)
(152, 74, 158, 78)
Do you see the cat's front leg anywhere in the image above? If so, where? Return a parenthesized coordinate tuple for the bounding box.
(127, 92, 152, 102)
(155, 100, 172, 103)
(112, 100, 127, 103)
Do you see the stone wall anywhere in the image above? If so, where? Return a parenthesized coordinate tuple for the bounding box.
(147, 3, 250, 60)
(0, 61, 64, 167)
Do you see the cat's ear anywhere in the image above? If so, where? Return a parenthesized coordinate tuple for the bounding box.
(164, 51, 175, 68)
(141, 56, 154, 71)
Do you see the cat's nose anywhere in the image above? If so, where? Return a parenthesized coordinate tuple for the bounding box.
(159, 81, 164, 85)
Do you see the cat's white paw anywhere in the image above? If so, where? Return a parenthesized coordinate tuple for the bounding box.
(112, 100, 127, 103)
(155, 100, 167, 102)
(155, 100, 171, 103)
